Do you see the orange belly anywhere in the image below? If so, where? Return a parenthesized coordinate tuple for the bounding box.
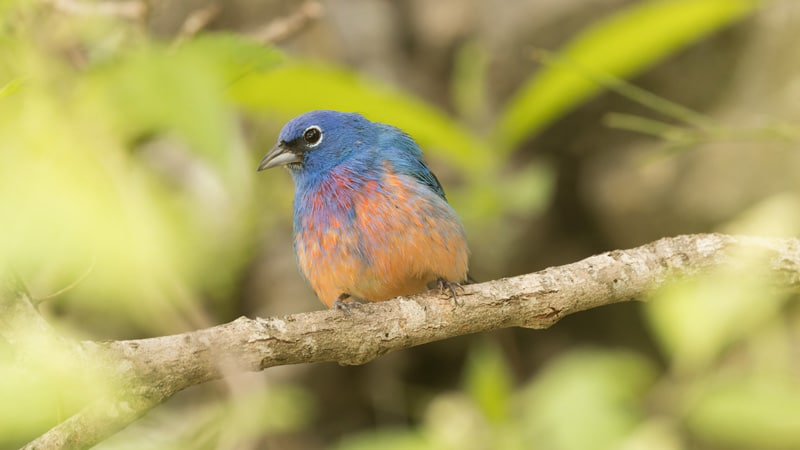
(295, 173, 469, 307)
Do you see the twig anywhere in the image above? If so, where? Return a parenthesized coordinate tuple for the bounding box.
(0, 273, 63, 346)
(32, 257, 96, 305)
(47, 0, 148, 20)
(12, 233, 800, 450)
(249, 1, 324, 44)
(173, 3, 222, 47)
(529, 48, 718, 131)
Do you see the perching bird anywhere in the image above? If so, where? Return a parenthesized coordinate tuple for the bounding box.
(258, 110, 469, 311)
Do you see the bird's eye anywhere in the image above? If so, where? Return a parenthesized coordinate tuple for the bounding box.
(303, 126, 323, 146)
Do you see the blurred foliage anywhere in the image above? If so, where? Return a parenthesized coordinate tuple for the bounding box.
(463, 340, 513, 424)
(95, 380, 315, 450)
(337, 347, 657, 450)
(495, 0, 762, 151)
(2, 0, 799, 449)
(0, 323, 116, 445)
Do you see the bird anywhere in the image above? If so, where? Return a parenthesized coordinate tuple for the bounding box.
(257, 110, 469, 311)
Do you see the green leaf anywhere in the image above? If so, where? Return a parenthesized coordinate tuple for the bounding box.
(495, 0, 761, 150)
(0, 77, 23, 99)
(686, 376, 800, 448)
(518, 349, 657, 450)
(645, 258, 788, 373)
(85, 34, 281, 171)
(0, 35, 263, 331)
(182, 33, 285, 83)
(423, 393, 494, 450)
(335, 429, 434, 450)
(451, 40, 490, 123)
(463, 340, 514, 424)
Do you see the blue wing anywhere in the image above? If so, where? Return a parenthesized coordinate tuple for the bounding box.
(413, 164, 447, 201)
(377, 125, 448, 201)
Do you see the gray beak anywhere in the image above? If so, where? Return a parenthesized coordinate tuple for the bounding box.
(257, 143, 302, 171)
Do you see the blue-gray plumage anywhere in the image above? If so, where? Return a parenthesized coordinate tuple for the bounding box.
(258, 110, 469, 310)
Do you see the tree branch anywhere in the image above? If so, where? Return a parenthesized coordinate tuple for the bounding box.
(14, 233, 800, 450)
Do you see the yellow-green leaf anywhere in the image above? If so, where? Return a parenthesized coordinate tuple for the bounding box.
(495, 0, 761, 151)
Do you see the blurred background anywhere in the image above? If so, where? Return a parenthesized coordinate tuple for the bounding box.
(2, 0, 800, 448)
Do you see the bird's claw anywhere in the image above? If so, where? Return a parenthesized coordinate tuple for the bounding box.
(437, 278, 465, 306)
(333, 299, 356, 315)
(333, 294, 362, 316)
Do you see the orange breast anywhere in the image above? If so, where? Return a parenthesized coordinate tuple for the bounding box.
(295, 173, 469, 307)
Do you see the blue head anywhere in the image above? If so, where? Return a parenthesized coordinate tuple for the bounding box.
(258, 110, 446, 199)
(257, 110, 379, 179)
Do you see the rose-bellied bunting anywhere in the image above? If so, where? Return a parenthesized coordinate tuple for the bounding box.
(258, 110, 469, 311)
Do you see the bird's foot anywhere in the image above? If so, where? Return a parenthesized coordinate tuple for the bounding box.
(332, 293, 363, 316)
(436, 278, 465, 306)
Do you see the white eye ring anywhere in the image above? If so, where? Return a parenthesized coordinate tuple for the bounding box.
(303, 125, 323, 147)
